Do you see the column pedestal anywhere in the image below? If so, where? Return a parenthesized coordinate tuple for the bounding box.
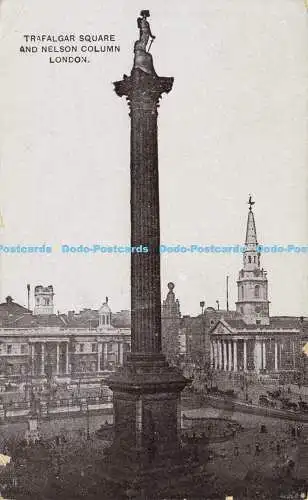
(108, 355, 187, 479)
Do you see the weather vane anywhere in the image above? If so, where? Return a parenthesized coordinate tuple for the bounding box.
(248, 194, 255, 211)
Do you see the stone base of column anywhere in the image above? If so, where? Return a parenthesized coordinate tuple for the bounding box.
(103, 355, 192, 492)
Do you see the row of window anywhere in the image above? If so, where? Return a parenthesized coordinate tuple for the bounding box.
(0, 342, 129, 355)
(246, 255, 259, 264)
(0, 344, 28, 355)
(36, 298, 52, 306)
(240, 284, 263, 299)
(78, 343, 96, 353)
(77, 343, 126, 353)
(100, 315, 111, 325)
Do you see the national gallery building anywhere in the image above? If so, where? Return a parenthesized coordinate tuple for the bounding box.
(0, 287, 131, 392)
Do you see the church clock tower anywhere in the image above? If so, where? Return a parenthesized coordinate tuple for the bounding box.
(236, 197, 270, 325)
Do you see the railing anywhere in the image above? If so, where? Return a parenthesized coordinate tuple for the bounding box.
(0, 327, 130, 335)
(0, 395, 113, 422)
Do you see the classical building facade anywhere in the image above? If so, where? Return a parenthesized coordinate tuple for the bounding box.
(209, 203, 304, 377)
(0, 293, 131, 392)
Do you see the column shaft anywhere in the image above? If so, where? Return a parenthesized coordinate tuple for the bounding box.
(31, 345, 35, 375)
(228, 341, 232, 371)
(243, 340, 247, 371)
(40, 344, 45, 375)
(104, 343, 108, 368)
(214, 341, 218, 369)
(254, 341, 262, 372)
(274, 342, 278, 371)
(292, 341, 296, 369)
(65, 343, 69, 374)
(210, 342, 214, 369)
(233, 340, 238, 372)
(218, 340, 222, 370)
(120, 343, 124, 364)
(223, 341, 228, 371)
(97, 343, 101, 372)
(130, 101, 161, 356)
(56, 343, 60, 375)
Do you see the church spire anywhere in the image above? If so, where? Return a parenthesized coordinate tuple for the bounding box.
(235, 197, 270, 325)
(245, 195, 258, 248)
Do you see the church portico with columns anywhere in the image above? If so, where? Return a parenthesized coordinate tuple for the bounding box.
(210, 325, 300, 374)
(209, 198, 302, 378)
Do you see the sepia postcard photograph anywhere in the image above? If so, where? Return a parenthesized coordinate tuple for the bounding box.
(0, 0, 307, 498)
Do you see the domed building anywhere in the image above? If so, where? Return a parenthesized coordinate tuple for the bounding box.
(98, 297, 112, 328)
(0, 289, 131, 392)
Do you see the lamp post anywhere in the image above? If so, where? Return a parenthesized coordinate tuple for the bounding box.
(200, 301, 205, 316)
(86, 400, 90, 440)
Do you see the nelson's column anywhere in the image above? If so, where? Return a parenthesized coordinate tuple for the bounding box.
(106, 10, 188, 485)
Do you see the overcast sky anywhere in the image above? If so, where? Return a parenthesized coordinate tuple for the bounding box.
(0, 0, 307, 317)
